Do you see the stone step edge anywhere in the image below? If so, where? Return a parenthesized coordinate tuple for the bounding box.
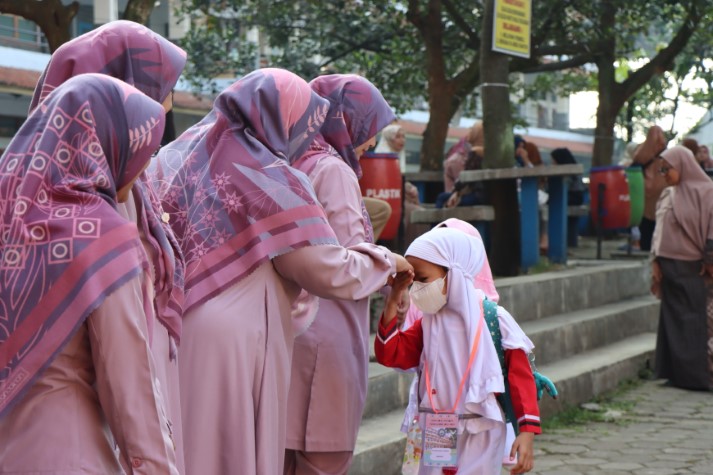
(368, 297, 658, 364)
(352, 333, 657, 474)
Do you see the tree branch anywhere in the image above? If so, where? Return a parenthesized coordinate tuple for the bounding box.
(0, 0, 79, 52)
(441, 0, 480, 49)
(620, 1, 702, 100)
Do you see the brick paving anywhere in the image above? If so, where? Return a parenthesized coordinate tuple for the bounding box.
(527, 379, 713, 474)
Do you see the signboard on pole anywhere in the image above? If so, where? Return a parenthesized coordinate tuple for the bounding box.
(492, 0, 531, 58)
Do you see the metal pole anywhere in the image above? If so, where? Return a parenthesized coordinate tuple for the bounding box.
(597, 182, 605, 260)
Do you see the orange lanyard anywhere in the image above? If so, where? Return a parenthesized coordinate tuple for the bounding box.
(424, 311, 484, 414)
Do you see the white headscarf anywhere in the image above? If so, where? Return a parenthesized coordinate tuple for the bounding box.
(375, 123, 407, 172)
(405, 228, 505, 433)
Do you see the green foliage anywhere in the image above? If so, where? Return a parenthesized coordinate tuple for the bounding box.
(177, 0, 713, 164)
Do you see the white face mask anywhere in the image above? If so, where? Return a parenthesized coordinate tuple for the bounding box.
(409, 277, 447, 314)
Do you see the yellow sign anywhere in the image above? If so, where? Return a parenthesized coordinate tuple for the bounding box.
(493, 0, 531, 58)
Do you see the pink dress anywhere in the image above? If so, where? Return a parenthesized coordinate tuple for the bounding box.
(178, 244, 394, 475)
(0, 275, 178, 474)
(285, 157, 378, 457)
(119, 195, 185, 473)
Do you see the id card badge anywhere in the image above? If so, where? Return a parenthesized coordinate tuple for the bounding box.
(422, 413, 458, 467)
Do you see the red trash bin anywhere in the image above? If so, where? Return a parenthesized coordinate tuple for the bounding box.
(358, 152, 402, 240)
(589, 166, 630, 229)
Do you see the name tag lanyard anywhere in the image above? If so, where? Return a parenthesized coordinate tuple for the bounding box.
(424, 311, 484, 413)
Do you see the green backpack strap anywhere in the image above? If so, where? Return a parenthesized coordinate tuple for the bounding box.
(483, 298, 519, 435)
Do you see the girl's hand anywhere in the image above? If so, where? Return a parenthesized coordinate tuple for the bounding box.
(510, 432, 534, 474)
(383, 270, 414, 327)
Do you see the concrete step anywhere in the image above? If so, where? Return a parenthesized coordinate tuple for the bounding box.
(351, 333, 657, 475)
(362, 362, 413, 420)
(537, 332, 657, 418)
(349, 409, 405, 475)
(522, 296, 659, 366)
(495, 260, 650, 322)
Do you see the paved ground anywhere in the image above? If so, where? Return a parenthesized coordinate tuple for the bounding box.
(528, 379, 713, 474)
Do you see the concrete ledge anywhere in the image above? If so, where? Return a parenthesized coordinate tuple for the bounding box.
(495, 261, 651, 322)
(523, 297, 659, 366)
(460, 164, 583, 182)
(349, 410, 406, 475)
(538, 333, 656, 419)
(410, 205, 495, 224)
(362, 363, 413, 420)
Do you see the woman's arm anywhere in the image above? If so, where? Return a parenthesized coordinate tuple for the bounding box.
(88, 275, 178, 475)
(274, 243, 410, 301)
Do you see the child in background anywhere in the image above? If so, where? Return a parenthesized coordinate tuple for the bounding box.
(376, 228, 540, 474)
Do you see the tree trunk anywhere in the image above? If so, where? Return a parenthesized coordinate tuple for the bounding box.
(591, 1, 618, 168)
(0, 0, 79, 52)
(480, 0, 519, 277)
(592, 67, 618, 167)
(123, 0, 157, 24)
(420, 84, 458, 171)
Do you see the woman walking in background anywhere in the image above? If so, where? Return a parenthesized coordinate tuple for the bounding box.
(153, 68, 411, 474)
(651, 146, 713, 391)
(0, 74, 178, 473)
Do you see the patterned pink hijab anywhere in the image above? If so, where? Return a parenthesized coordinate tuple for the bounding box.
(296, 74, 396, 243)
(0, 74, 166, 417)
(291, 75, 395, 333)
(152, 68, 338, 313)
(30, 20, 186, 112)
(661, 145, 713, 253)
(305, 74, 396, 177)
(29, 20, 188, 340)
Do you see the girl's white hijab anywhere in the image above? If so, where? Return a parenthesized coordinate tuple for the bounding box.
(375, 123, 406, 171)
(405, 228, 505, 432)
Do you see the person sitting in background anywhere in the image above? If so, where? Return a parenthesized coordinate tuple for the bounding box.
(524, 141, 543, 166)
(438, 123, 485, 209)
(515, 135, 534, 167)
(697, 144, 713, 170)
(376, 123, 407, 172)
(376, 123, 423, 240)
(437, 144, 486, 209)
(444, 122, 484, 193)
(550, 148, 585, 206)
(681, 137, 700, 159)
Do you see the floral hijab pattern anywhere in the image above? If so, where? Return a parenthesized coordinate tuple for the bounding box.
(30, 20, 188, 340)
(0, 74, 165, 417)
(152, 68, 338, 313)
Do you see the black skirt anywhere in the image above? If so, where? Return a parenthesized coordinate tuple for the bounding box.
(655, 257, 711, 390)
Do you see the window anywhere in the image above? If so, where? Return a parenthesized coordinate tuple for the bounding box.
(0, 14, 48, 51)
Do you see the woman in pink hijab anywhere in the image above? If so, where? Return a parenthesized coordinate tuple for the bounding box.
(651, 146, 713, 391)
(0, 74, 177, 473)
(29, 21, 189, 468)
(285, 74, 396, 474)
(152, 68, 411, 474)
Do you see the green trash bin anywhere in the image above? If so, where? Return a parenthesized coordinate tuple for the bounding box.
(625, 167, 644, 227)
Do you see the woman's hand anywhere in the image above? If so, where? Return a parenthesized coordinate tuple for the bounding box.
(393, 254, 413, 274)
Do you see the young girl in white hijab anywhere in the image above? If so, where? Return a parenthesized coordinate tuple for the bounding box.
(375, 228, 540, 474)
